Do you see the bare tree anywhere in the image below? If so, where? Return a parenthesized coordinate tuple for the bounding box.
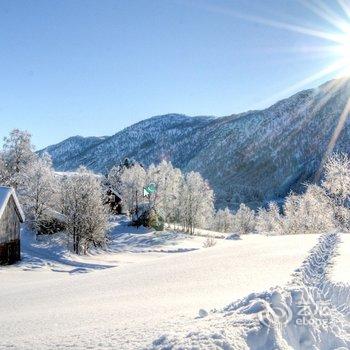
(108, 158, 134, 194)
(20, 153, 58, 233)
(2, 129, 35, 189)
(147, 161, 183, 227)
(119, 162, 147, 215)
(60, 167, 108, 254)
(179, 171, 214, 234)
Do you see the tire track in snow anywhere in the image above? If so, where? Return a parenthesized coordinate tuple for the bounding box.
(291, 232, 350, 321)
(150, 232, 350, 350)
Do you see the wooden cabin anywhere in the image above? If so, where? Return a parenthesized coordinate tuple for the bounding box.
(0, 186, 25, 265)
(105, 188, 123, 214)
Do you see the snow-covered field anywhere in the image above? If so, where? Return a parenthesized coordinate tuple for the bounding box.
(1, 219, 348, 349)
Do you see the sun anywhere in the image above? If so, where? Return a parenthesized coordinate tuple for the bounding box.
(200, 0, 350, 164)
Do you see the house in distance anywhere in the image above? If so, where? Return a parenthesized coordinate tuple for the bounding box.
(105, 188, 123, 215)
(0, 186, 25, 265)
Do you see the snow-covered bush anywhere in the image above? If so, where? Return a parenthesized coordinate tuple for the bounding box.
(282, 185, 335, 235)
(146, 208, 165, 231)
(60, 167, 108, 254)
(202, 236, 216, 248)
(232, 203, 255, 234)
(213, 207, 234, 233)
(179, 171, 214, 234)
(256, 202, 283, 235)
(131, 205, 165, 231)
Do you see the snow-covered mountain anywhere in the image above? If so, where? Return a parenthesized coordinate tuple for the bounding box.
(39, 79, 350, 208)
(42, 135, 109, 170)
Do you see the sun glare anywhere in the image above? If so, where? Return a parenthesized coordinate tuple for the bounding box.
(223, 0, 350, 174)
(337, 33, 350, 76)
(176, 0, 350, 171)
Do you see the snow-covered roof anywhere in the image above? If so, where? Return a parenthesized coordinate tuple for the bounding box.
(45, 208, 67, 223)
(0, 186, 25, 223)
(54, 171, 104, 180)
(108, 187, 122, 199)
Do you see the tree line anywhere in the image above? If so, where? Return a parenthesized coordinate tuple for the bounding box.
(1, 129, 349, 255)
(213, 154, 350, 235)
(108, 159, 214, 234)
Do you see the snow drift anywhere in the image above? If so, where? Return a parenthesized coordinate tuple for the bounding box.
(150, 232, 350, 350)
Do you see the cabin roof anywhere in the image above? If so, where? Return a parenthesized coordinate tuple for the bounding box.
(107, 187, 122, 199)
(0, 186, 25, 223)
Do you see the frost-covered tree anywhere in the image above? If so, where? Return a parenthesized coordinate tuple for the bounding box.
(60, 167, 108, 254)
(0, 154, 8, 185)
(322, 153, 350, 230)
(179, 171, 214, 234)
(2, 129, 35, 189)
(108, 158, 134, 194)
(281, 192, 300, 235)
(213, 207, 234, 233)
(282, 186, 334, 235)
(232, 203, 255, 235)
(256, 202, 282, 235)
(323, 153, 350, 201)
(119, 162, 147, 215)
(146, 160, 183, 226)
(20, 153, 58, 232)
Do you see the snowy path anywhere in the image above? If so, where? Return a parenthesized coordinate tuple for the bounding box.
(0, 227, 319, 350)
(150, 232, 350, 350)
(331, 233, 350, 284)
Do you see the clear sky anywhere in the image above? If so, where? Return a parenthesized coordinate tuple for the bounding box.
(0, 0, 347, 149)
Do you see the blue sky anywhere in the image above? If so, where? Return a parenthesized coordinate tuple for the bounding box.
(0, 0, 346, 149)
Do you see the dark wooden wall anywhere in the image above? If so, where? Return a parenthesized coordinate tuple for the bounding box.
(0, 239, 20, 265)
(0, 196, 21, 265)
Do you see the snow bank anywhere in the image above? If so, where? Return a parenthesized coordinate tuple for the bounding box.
(150, 232, 350, 350)
(331, 233, 350, 284)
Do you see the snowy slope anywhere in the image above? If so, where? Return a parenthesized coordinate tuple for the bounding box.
(40, 79, 350, 208)
(39, 114, 215, 174)
(39, 135, 108, 170)
(150, 232, 350, 350)
(0, 220, 318, 349)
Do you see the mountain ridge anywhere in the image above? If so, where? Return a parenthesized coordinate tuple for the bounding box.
(39, 78, 350, 208)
